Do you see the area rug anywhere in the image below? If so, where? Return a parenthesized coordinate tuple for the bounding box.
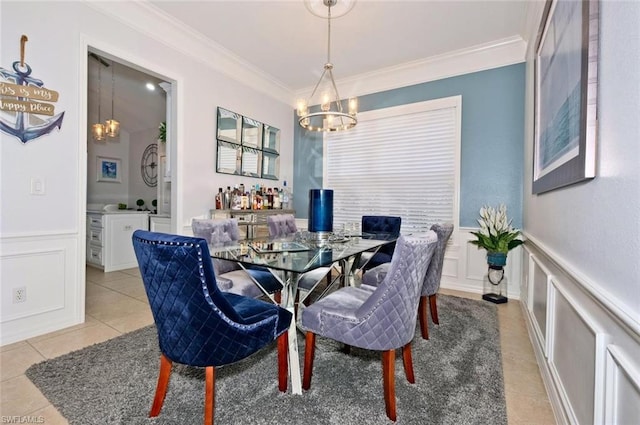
(26, 295, 506, 424)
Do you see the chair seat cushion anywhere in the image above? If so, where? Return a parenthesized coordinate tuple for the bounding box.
(219, 270, 264, 298)
(245, 268, 283, 294)
(361, 263, 390, 289)
(224, 292, 291, 336)
(301, 286, 372, 334)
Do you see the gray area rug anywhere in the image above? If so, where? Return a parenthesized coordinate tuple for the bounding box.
(26, 295, 506, 424)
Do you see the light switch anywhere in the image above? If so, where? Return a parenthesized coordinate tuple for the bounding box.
(30, 177, 45, 195)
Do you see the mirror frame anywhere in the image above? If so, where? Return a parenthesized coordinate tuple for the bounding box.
(216, 107, 279, 179)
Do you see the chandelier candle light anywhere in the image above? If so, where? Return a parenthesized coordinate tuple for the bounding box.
(297, 0, 357, 132)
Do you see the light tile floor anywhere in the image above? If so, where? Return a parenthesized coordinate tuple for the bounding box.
(0, 268, 555, 424)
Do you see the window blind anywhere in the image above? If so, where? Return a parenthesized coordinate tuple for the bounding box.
(324, 97, 460, 234)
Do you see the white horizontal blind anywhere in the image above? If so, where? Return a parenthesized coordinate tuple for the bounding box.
(324, 97, 460, 234)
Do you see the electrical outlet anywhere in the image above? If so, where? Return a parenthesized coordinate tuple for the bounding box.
(13, 287, 27, 303)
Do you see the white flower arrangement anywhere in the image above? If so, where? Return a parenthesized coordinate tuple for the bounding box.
(470, 204, 523, 254)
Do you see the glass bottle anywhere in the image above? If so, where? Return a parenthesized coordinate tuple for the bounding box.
(215, 188, 223, 209)
(224, 186, 232, 210)
(282, 180, 292, 210)
(272, 187, 281, 209)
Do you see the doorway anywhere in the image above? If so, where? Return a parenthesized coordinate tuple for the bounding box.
(83, 46, 176, 272)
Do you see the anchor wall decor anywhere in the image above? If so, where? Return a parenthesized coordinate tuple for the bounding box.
(0, 35, 65, 144)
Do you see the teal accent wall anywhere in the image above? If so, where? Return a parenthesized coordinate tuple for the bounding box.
(294, 63, 525, 228)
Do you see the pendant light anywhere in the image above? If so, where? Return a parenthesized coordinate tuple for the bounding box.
(104, 59, 120, 138)
(91, 57, 105, 142)
(297, 0, 357, 132)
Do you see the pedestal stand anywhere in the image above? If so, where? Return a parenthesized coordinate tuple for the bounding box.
(482, 263, 508, 304)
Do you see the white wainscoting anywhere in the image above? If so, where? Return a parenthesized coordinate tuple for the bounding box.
(521, 236, 640, 425)
(0, 233, 84, 346)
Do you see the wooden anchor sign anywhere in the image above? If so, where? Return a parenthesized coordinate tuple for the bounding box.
(0, 35, 65, 143)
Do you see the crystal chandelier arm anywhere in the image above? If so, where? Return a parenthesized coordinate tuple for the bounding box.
(327, 68, 344, 113)
(307, 66, 329, 101)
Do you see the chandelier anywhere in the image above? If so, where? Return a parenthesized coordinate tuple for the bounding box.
(91, 55, 105, 142)
(91, 54, 120, 141)
(297, 0, 357, 132)
(104, 59, 120, 138)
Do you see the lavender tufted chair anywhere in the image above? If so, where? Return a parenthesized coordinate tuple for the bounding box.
(132, 230, 291, 425)
(266, 214, 332, 303)
(362, 223, 454, 340)
(301, 233, 438, 421)
(266, 214, 298, 237)
(359, 215, 402, 272)
(192, 218, 282, 299)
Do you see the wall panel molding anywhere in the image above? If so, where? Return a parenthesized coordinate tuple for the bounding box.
(0, 233, 84, 346)
(521, 240, 640, 425)
(605, 345, 640, 424)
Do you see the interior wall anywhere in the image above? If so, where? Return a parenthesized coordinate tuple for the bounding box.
(0, 1, 295, 345)
(523, 0, 640, 326)
(294, 63, 526, 229)
(519, 1, 640, 422)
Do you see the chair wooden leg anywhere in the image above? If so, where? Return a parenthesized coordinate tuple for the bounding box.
(382, 349, 397, 422)
(149, 354, 172, 418)
(204, 366, 215, 425)
(429, 294, 439, 324)
(418, 296, 429, 340)
(302, 332, 316, 390)
(277, 332, 288, 392)
(401, 343, 415, 384)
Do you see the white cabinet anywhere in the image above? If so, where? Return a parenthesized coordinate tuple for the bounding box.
(86, 212, 149, 272)
(149, 215, 171, 233)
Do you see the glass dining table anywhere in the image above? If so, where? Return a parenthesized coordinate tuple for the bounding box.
(208, 232, 394, 395)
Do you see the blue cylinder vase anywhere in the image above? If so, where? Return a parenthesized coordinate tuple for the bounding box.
(308, 189, 333, 234)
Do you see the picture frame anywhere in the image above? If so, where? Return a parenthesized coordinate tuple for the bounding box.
(97, 156, 122, 183)
(533, 0, 598, 194)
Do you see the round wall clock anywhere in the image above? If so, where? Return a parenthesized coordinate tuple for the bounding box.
(141, 143, 158, 187)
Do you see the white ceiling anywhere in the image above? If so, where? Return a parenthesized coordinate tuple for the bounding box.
(147, 0, 533, 92)
(89, 0, 535, 134)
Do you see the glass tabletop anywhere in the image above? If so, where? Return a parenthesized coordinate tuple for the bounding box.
(208, 232, 394, 274)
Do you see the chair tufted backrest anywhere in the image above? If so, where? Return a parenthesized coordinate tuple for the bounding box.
(267, 214, 298, 238)
(191, 218, 241, 275)
(422, 223, 454, 296)
(350, 233, 437, 350)
(132, 230, 285, 367)
(192, 218, 241, 244)
(362, 215, 401, 255)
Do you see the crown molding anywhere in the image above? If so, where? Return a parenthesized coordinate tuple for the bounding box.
(84, 0, 294, 105)
(85, 1, 527, 109)
(295, 36, 528, 102)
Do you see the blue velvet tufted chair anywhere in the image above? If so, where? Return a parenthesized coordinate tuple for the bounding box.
(362, 223, 454, 340)
(359, 215, 402, 272)
(301, 233, 438, 421)
(192, 218, 282, 301)
(132, 230, 292, 425)
(267, 214, 332, 306)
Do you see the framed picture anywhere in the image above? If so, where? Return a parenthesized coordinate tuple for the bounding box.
(533, 0, 598, 194)
(97, 156, 121, 183)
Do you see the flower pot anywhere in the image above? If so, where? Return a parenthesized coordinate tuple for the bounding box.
(487, 252, 507, 267)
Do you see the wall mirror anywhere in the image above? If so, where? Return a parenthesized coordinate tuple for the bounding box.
(217, 108, 240, 143)
(263, 125, 280, 152)
(242, 117, 262, 148)
(217, 140, 241, 175)
(242, 146, 262, 178)
(216, 107, 280, 179)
